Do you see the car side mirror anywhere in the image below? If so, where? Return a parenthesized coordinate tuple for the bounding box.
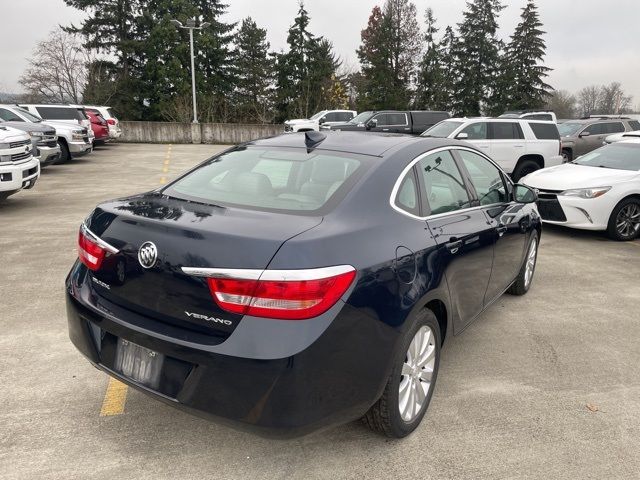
(366, 119, 377, 129)
(319, 117, 326, 125)
(514, 184, 538, 204)
(456, 132, 469, 140)
(579, 131, 591, 138)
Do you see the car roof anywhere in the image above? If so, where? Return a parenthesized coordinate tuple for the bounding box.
(249, 132, 461, 157)
(564, 118, 629, 124)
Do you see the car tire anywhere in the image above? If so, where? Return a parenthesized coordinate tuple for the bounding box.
(57, 141, 70, 164)
(507, 231, 539, 296)
(362, 309, 441, 438)
(562, 149, 573, 163)
(607, 197, 640, 241)
(512, 160, 540, 182)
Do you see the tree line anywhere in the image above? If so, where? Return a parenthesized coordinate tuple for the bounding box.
(16, 0, 636, 123)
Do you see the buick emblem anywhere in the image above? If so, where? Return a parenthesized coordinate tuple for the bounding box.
(138, 242, 158, 269)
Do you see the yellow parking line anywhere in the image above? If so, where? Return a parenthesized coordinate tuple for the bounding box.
(100, 377, 128, 416)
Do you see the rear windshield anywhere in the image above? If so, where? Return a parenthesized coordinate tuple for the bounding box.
(164, 147, 369, 214)
(35, 106, 83, 121)
(106, 108, 117, 119)
(422, 121, 463, 138)
(573, 143, 640, 171)
(528, 122, 560, 140)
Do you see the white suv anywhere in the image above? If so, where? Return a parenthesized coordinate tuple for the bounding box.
(284, 110, 357, 133)
(83, 105, 122, 140)
(422, 118, 564, 181)
(0, 125, 40, 200)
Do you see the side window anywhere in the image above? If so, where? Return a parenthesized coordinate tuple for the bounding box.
(0, 108, 23, 122)
(458, 150, 508, 206)
(525, 114, 553, 121)
(461, 122, 487, 140)
(387, 113, 408, 126)
(628, 120, 640, 131)
(528, 122, 560, 140)
(607, 122, 625, 134)
(324, 112, 339, 122)
(491, 122, 521, 140)
(346, 112, 356, 121)
(36, 107, 79, 120)
(586, 123, 603, 135)
(419, 150, 471, 215)
(372, 114, 388, 126)
(394, 170, 420, 216)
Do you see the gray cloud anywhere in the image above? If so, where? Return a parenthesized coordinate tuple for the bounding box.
(1, 0, 638, 107)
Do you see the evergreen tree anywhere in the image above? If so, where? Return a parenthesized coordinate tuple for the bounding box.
(451, 0, 505, 116)
(234, 17, 276, 123)
(356, 0, 421, 110)
(503, 0, 552, 110)
(414, 8, 451, 110)
(437, 26, 458, 111)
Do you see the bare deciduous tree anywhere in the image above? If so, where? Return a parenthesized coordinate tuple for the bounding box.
(19, 27, 89, 103)
(545, 90, 577, 119)
(598, 82, 632, 114)
(577, 85, 602, 117)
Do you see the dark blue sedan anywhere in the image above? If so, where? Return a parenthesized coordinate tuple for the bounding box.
(66, 132, 541, 438)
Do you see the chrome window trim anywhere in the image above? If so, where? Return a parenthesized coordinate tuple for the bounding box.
(182, 265, 355, 281)
(390, 145, 509, 221)
(81, 223, 120, 254)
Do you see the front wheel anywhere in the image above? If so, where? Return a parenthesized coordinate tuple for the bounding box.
(512, 160, 540, 182)
(56, 141, 70, 164)
(363, 309, 441, 438)
(507, 231, 539, 295)
(607, 198, 640, 241)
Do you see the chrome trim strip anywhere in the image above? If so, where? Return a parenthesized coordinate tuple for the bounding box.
(81, 223, 120, 254)
(181, 265, 355, 281)
(389, 145, 508, 221)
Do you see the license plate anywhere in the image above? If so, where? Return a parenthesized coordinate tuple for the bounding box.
(114, 338, 164, 389)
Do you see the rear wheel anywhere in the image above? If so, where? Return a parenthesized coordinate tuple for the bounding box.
(57, 140, 70, 163)
(512, 160, 540, 182)
(363, 309, 440, 438)
(508, 231, 539, 295)
(607, 198, 640, 241)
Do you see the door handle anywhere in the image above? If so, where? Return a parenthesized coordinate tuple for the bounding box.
(445, 239, 463, 254)
(514, 145, 524, 148)
(497, 225, 508, 237)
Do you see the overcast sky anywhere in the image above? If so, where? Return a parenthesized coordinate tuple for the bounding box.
(1, 0, 639, 107)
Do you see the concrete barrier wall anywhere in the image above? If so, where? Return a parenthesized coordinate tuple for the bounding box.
(119, 121, 284, 144)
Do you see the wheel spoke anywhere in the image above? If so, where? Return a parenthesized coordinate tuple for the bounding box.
(414, 379, 427, 406)
(419, 366, 433, 383)
(417, 344, 435, 368)
(401, 362, 412, 377)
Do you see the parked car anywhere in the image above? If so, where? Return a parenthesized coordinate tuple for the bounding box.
(500, 110, 558, 123)
(558, 117, 640, 162)
(522, 140, 640, 241)
(1, 105, 92, 163)
(284, 110, 357, 132)
(0, 125, 40, 200)
(19, 103, 95, 146)
(66, 131, 541, 438)
(85, 110, 110, 145)
(321, 110, 450, 135)
(604, 129, 640, 145)
(0, 107, 60, 167)
(421, 118, 563, 181)
(83, 105, 122, 140)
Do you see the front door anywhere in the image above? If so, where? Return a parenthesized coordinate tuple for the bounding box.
(455, 149, 528, 302)
(418, 149, 495, 333)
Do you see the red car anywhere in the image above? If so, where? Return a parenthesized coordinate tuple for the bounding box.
(86, 110, 110, 145)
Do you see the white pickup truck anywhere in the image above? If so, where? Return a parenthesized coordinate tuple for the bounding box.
(0, 125, 40, 200)
(284, 110, 357, 133)
(422, 118, 564, 181)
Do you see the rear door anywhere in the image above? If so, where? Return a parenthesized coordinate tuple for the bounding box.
(576, 123, 605, 155)
(455, 148, 528, 302)
(489, 121, 524, 173)
(419, 149, 496, 333)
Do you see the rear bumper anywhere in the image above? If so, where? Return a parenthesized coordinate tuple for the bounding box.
(0, 157, 40, 193)
(65, 263, 396, 437)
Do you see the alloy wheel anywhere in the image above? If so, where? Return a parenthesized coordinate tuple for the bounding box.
(399, 326, 436, 423)
(524, 237, 538, 288)
(616, 203, 640, 239)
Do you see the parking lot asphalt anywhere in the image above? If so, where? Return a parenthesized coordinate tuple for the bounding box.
(1, 143, 639, 480)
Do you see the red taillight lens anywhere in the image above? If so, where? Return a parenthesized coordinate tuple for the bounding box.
(107, 118, 116, 125)
(78, 229, 106, 271)
(207, 268, 356, 320)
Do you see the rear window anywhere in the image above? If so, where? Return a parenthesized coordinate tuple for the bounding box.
(165, 147, 369, 214)
(490, 122, 524, 140)
(35, 106, 83, 121)
(528, 122, 560, 140)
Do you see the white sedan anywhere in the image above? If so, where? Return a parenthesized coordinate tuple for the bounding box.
(604, 130, 640, 145)
(521, 140, 640, 241)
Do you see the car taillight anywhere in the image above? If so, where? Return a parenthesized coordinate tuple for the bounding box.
(77, 225, 119, 271)
(202, 266, 356, 320)
(107, 119, 116, 125)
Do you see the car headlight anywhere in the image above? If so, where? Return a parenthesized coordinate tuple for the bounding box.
(28, 131, 44, 137)
(560, 187, 611, 199)
(72, 130, 84, 141)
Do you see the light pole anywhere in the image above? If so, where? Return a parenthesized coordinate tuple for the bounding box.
(170, 19, 210, 124)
